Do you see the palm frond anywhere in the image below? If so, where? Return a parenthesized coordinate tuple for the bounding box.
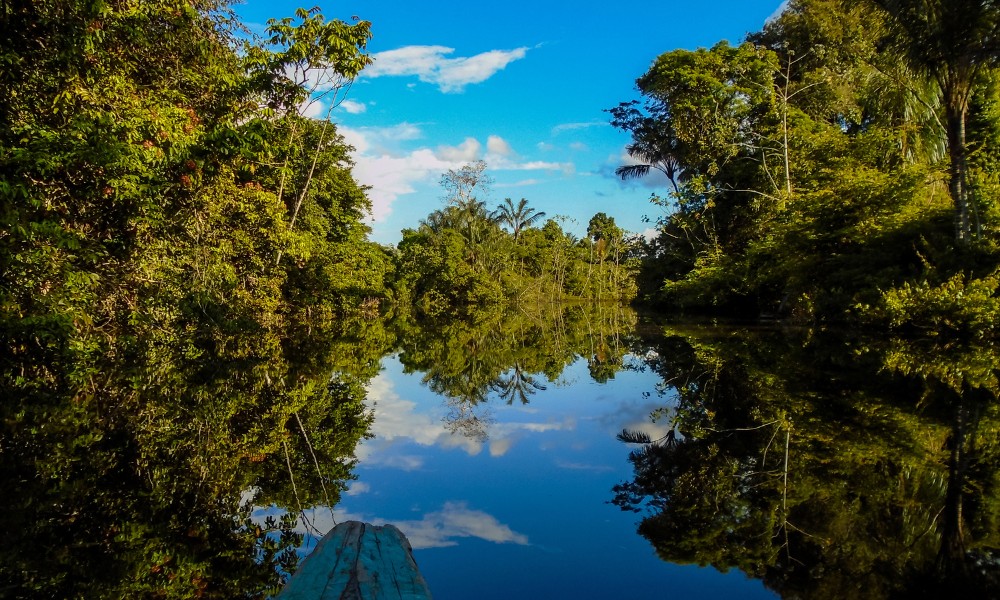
(616, 164, 652, 181)
(617, 428, 652, 444)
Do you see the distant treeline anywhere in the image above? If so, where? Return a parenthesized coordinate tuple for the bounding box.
(392, 161, 639, 316)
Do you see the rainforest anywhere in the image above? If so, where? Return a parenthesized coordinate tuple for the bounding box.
(3, 1, 1000, 598)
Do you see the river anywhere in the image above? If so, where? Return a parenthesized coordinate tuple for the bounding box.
(4, 305, 999, 597)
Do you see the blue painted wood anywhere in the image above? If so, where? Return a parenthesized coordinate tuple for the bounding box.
(277, 521, 432, 600)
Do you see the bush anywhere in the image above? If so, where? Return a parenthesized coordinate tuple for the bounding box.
(875, 271, 1000, 337)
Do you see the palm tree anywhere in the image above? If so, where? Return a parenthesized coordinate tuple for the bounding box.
(420, 207, 458, 233)
(608, 100, 681, 194)
(491, 197, 546, 241)
(865, 0, 1000, 244)
(490, 364, 547, 404)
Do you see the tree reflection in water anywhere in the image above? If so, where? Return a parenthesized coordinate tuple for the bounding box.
(1, 300, 640, 597)
(11, 300, 998, 598)
(396, 304, 638, 441)
(0, 316, 381, 598)
(613, 326, 1000, 598)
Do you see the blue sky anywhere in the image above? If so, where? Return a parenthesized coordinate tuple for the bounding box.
(234, 1, 786, 244)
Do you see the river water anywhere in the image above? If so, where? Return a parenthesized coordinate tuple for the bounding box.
(328, 352, 774, 599)
(5, 305, 999, 597)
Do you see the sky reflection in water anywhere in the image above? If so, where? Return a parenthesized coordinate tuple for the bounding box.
(327, 355, 775, 599)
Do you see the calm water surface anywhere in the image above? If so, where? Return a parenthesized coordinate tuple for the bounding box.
(336, 354, 775, 599)
(263, 308, 1000, 598)
(6, 306, 1000, 597)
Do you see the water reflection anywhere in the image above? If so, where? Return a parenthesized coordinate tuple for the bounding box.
(349, 309, 773, 600)
(396, 304, 638, 442)
(8, 302, 997, 598)
(613, 325, 1000, 598)
(0, 318, 377, 598)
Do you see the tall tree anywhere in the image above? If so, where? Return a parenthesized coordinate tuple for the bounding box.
(863, 0, 1000, 244)
(441, 160, 492, 245)
(491, 197, 546, 241)
(586, 212, 622, 245)
(608, 100, 682, 194)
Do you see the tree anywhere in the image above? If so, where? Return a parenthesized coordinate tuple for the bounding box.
(608, 100, 682, 194)
(0, 6, 388, 593)
(491, 197, 546, 241)
(613, 327, 1000, 597)
(586, 212, 622, 244)
(490, 364, 547, 404)
(246, 8, 372, 266)
(612, 2, 987, 321)
(614, 42, 780, 200)
(440, 160, 493, 245)
(609, 42, 786, 312)
(862, 0, 1000, 244)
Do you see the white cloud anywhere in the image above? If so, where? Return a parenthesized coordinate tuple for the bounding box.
(485, 136, 574, 174)
(341, 123, 423, 154)
(486, 135, 514, 158)
(339, 99, 367, 114)
(360, 374, 484, 459)
(363, 45, 529, 93)
(344, 482, 370, 496)
(515, 421, 572, 433)
(489, 437, 514, 457)
(569, 142, 588, 151)
(378, 123, 423, 141)
(552, 121, 604, 135)
(436, 137, 483, 162)
(268, 503, 529, 552)
(358, 368, 582, 466)
(338, 127, 370, 153)
(382, 455, 426, 471)
(339, 124, 449, 223)
(348, 149, 449, 223)
(364, 45, 454, 77)
(767, 1, 790, 23)
(341, 127, 575, 223)
(536, 142, 554, 152)
(508, 160, 574, 175)
(495, 178, 542, 189)
(394, 502, 529, 549)
(299, 98, 327, 119)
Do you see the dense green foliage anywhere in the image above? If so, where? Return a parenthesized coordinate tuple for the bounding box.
(612, 325, 1000, 597)
(0, 312, 378, 598)
(394, 161, 640, 316)
(10, 0, 1000, 595)
(616, 0, 1000, 331)
(0, 0, 390, 374)
(0, 1, 391, 596)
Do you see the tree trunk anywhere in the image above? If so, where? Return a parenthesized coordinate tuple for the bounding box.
(938, 396, 970, 575)
(945, 87, 971, 245)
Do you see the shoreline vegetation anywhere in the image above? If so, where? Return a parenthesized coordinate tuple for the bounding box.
(615, 0, 1000, 339)
(5, 1, 1000, 347)
(3, 0, 1000, 597)
(0, 3, 639, 594)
